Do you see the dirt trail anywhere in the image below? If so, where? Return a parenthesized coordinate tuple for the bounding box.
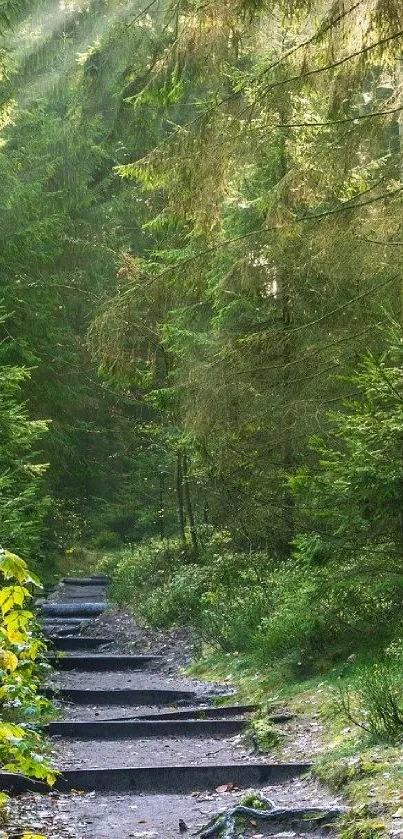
(6, 578, 345, 838)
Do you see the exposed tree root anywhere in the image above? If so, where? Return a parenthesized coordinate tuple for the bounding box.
(198, 798, 345, 838)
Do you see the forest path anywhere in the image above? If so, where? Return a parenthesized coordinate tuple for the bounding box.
(16, 577, 345, 838)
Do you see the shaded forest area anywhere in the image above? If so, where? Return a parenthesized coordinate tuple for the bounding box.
(0, 0, 402, 698)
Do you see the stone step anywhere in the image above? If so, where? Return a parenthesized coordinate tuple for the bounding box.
(42, 621, 88, 633)
(43, 687, 197, 704)
(42, 617, 87, 625)
(105, 704, 258, 722)
(47, 636, 113, 651)
(61, 576, 108, 585)
(48, 653, 160, 670)
(41, 624, 87, 638)
(55, 590, 107, 600)
(57, 761, 312, 793)
(0, 762, 312, 794)
(39, 602, 106, 617)
(45, 717, 246, 739)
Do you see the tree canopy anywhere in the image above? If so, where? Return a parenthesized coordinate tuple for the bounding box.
(0, 0, 401, 661)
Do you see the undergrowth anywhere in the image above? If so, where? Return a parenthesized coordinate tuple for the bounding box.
(103, 532, 402, 676)
(0, 548, 55, 839)
(103, 533, 402, 837)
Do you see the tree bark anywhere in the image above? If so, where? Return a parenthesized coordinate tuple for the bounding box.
(278, 111, 295, 554)
(158, 471, 165, 541)
(183, 451, 198, 553)
(175, 451, 186, 544)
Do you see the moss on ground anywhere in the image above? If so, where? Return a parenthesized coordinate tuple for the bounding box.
(187, 649, 403, 837)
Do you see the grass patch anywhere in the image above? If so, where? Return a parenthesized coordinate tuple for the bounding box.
(102, 537, 402, 835)
(187, 648, 403, 835)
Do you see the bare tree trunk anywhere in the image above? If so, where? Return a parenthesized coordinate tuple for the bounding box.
(158, 472, 165, 541)
(281, 290, 295, 553)
(175, 452, 186, 544)
(278, 114, 295, 555)
(183, 451, 198, 553)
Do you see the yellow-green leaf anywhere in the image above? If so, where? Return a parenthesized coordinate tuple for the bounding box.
(1, 650, 18, 672)
(21, 834, 48, 839)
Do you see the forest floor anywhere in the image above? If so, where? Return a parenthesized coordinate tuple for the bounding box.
(6, 604, 343, 839)
(188, 654, 403, 839)
(6, 600, 402, 839)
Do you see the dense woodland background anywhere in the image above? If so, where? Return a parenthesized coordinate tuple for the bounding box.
(0, 0, 402, 674)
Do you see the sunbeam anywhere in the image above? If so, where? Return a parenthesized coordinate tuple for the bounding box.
(4, 0, 159, 107)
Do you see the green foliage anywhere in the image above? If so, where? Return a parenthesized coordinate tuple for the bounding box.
(316, 748, 390, 791)
(110, 328, 403, 667)
(338, 810, 386, 839)
(0, 344, 50, 560)
(0, 0, 176, 557)
(108, 533, 271, 651)
(108, 330, 403, 688)
(239, 791, 270, 810)
(0, 548, 55, 786)
(249, 716, 280, 751)
(338, 662, 403, 741)
(290, 326, 403, 560)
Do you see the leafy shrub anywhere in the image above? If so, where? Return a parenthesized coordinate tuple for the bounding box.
(92, 530, 122, 550)
(287, 330, 403, 660)
(338, 662, 403, 741)
(0, 357, 50, 562)
(359, 664, 402, 739)
(0, 548, 55, 783)
(108, 533, 272, 651)
(108, 531, 402, 666)
(255, 552, 402, 668)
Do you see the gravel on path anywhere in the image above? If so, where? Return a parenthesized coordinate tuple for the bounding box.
(10, 587, 344, 839)
(9, 777, 342, 839)
(52, 669, 221, 693)
(54, 732, 268, 769)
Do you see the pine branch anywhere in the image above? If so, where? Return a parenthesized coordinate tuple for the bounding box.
(261, 275, 395, 339)
(115, 184, 403, 301)
(297, 184, 403, 222)
(126, 0, 160, 28)
(354, 234, 403, 246)
(228, 324, 379, 377)
(249, 104, 403, 131)
(255, 28, 403, 103)
(131, 0, 366, 164)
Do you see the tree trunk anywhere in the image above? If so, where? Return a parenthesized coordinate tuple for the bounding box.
(281, 290, 295, 553)
(175, 451, 186, 544)
(183, 451, 198, 553)
(158, 472, 165, 541)
(278, 112, 295, 554)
